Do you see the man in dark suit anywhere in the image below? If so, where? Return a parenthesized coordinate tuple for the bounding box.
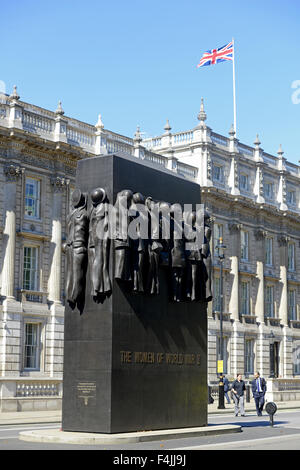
(251, 372, 267, 416)
(220, 374, 231, 404)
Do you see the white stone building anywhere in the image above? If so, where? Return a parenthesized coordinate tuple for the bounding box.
(142, 99, 300, 399)
(0, 88, 299, 410)
(0, 88, 199, 411)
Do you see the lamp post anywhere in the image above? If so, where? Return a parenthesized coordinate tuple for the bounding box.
(216, 236, 226, 409)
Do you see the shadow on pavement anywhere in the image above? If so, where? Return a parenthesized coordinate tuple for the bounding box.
(225, 419, 287, 428)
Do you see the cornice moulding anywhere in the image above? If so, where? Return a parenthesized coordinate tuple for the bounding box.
(16, 231, 50, 242)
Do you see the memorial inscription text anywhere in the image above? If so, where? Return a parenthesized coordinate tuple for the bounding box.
(120, 351, 201, 365)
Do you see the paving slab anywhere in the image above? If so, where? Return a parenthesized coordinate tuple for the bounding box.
(19, 424, 241, 445)
(0, 400, 299, 427)
(0, 411, 62, 425)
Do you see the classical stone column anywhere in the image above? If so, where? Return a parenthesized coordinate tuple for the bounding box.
(1, 164, 23, 300)
(1, 164, 23, 377)
(278, 235, 289, 326)
(48, 176, 68, 304)
(254, 229, 267, 324)
(47, 176, 67, 378)
(253, 228, 267, 375)
(228, 223, 240, 321)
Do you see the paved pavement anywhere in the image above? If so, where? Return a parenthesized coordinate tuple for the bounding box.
(0, 399, 299, 426)
(207, 398, 300, 415)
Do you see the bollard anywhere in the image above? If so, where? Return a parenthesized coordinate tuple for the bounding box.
(265, 402, 277, 427)
(218, 380, 225, 409)
(246, 384, 251, 403)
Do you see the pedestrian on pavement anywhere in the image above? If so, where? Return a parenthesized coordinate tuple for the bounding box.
(220, 374, 231, 404)
(231, 373, 246, 416)
(251, 371, 267, 416)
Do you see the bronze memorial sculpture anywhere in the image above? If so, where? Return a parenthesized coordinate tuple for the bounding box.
(65, 186, 212, 304)
(62, 153, 211, 434)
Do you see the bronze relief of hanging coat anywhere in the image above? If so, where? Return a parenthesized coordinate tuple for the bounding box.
(146, 197, 162, 295)
(130, 192, 147, 293)
(185, 211, 202, 301)
(170, 203, 186, 302)
(114, 189, 133, 282)
(65, 189, 89, 313)
(201, 212, 213, 302)
(89, 187, 112, 303)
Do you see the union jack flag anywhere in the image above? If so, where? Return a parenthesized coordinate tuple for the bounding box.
(197, 41, 234, 68)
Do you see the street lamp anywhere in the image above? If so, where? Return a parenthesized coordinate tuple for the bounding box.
(216, 236, 226, 409)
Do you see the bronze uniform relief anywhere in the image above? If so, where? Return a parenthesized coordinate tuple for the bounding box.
(170, 203, 186, 302)
(65, 188, 89, 313)
(130, 192, 148, 293)
(201, 211, 213, 302)
(185, 210, 202, 302)
(64, 182, 213, 306)
(114, 189, 133, 283)
(88, 187, 112, 304)
(145, 196, 162, 295)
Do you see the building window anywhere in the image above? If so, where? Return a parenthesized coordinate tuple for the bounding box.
(25, 177, 40, 218)
(239, 173, 249, 191)
(265, 285, 274, 317)
(245, 339, 255, 375)
(23, 246, 38, 291)
(213, 277, 221, 311)
(288, 289, 296, 321)
(213, 164, 224, 183)
(241, 281, 250, 315)
(265, 237, 273, 266)
(288, 242, 296, 271)
(264, 181, 274, 199)
(213, 223, 223, 254)
(24, 323, 40, 370)
(287, 190, 296, 205)
(293, 344, 300, 375)
(241, 230, 249, 261)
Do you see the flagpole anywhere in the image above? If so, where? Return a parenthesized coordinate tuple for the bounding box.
(232, 37, 237, 136)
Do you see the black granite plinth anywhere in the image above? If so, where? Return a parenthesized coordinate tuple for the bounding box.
(62, 153, 207, 433)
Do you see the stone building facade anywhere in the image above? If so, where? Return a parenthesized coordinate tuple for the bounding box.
(0, 88, 198, 411)
(0, 88, 299, 410)
(142, 99, 300, 396)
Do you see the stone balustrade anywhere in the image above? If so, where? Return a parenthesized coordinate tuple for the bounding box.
(0, 378, 62, 412)
(0, 91, 197, 181)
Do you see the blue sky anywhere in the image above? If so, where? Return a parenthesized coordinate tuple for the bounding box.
(2, 0, 300, 164)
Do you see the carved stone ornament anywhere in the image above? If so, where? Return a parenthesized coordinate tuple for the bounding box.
(254, 229, 268, 240)
(50, 175, 69, 192)
(278, 234, 290, 247)
(4, 164, 24, 181)
(228, 222, 243, 233)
